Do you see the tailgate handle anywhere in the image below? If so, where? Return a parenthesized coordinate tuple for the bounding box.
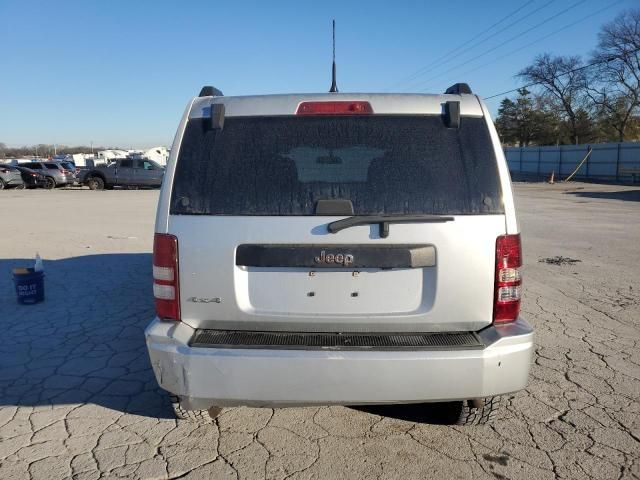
(236, 244, 436, 269)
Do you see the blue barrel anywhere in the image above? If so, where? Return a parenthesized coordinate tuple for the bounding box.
(12, 268, 45, 304)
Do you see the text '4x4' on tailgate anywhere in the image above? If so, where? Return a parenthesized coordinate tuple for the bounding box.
(166, 108, 507, 333)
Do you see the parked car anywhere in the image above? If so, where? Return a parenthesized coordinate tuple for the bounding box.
(0, 164, 25, 189)
(58, 161, 78, 185)
(19, 161, 75, 188)
(79, 158, 164, 190)
(14, 166, 49, 189)
(145, 84, 533, 425)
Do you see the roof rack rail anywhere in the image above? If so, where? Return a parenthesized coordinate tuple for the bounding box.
(199, 86, 224, 97)
(444, 83, 472, 95)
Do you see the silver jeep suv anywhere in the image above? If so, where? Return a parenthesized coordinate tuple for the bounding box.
(145, 84, 534, 425)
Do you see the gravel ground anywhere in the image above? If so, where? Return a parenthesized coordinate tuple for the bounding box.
(0, 183, 638, 480)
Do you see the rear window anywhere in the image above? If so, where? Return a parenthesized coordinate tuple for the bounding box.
(171, 115, 503, 216)
(45, 163, 59, 170)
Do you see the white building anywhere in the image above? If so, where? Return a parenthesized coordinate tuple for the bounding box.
(143, 146, 170, 166)
(97, 150, 130, 162)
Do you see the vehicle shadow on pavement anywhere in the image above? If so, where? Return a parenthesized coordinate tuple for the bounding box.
(565, 189, 640, 202)
(0, 254, 174, 419)
(352, 402, 464, 425)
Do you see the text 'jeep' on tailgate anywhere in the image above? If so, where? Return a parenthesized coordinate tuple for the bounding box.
(145, 84, 534, 425)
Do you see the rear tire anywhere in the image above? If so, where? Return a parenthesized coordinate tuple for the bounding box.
(44, 177, 56, 190)
(87, 177, 105, 190)
(0, 179, 5, 190)
(454, 396, 503, 426)
(15, 183, 26, 190)
(170, 395, 221, 424)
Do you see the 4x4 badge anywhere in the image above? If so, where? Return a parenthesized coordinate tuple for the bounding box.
(188, 297, 221, 304)
(314, 250, 354, 266)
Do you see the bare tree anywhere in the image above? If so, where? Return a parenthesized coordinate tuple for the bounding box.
(518, 54, 587, 144)
(586, 9, 640, 142)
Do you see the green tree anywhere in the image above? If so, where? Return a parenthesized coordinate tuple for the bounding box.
(496, 89, 570, 146)
(530, 94, 563, 145)
(573, 108, 597, 144)
(495, 88, 538, 146)
(496, 98, 518, 145)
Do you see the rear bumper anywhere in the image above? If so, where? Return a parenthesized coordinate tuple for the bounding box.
(50, 176, 67, 185)
(145, 318, 534, 408)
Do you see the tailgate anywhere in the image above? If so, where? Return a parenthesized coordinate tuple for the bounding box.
(172, 214, 504, 333)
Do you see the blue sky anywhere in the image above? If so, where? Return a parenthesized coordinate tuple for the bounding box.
(0, 0, 636, 148)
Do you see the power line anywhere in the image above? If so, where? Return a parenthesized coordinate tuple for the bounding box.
(386, 0, 537, 91)
(393, 0, 556, 92)
(483, 45, 640, 100)
(439, 1, 624, 97)
(412, 0, 587, 93)
(414, 0, 586, 92)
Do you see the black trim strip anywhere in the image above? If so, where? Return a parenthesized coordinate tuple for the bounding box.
(236, 244, 435, 269)
(327, 214, 454, 238)
(189, 330, 484, 351)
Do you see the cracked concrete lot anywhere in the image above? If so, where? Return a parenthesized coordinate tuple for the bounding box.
(0, 183, 638, 480)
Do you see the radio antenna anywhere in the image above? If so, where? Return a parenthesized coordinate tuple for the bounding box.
(329, 19, 338, 93)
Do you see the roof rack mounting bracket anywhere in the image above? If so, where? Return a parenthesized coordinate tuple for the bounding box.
(444, 83, 472, 95)
(209, 103, 225, 130)
(199, 86, 224, 97)
(443, 101, 461, 129)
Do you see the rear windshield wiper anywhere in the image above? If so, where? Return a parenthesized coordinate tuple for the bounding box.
(327, 214, 454, 238)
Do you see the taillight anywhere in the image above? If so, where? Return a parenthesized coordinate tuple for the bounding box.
(296, 101, 373, 115)
(494, 234, 522, 323)
(153, 233, 180, 320)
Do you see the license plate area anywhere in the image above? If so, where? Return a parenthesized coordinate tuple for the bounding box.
(235, 266, 435, 316)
